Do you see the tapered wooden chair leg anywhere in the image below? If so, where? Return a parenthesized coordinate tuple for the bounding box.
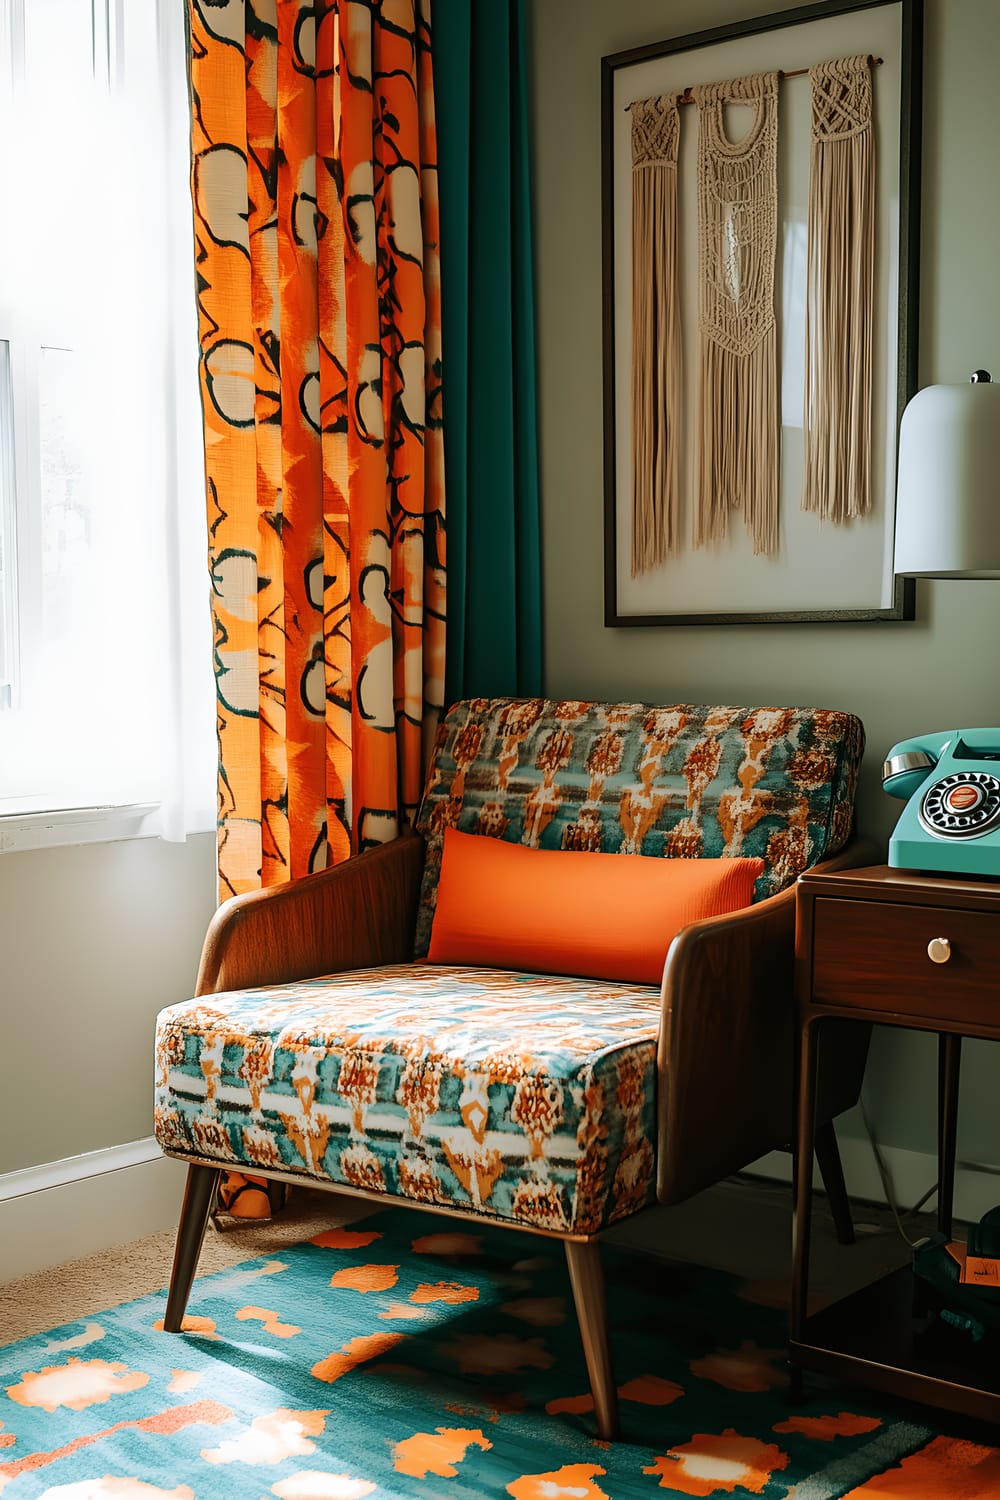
(565, 1238, 620, 1441)
(814, 1119, 854, 1246)
(163, 1164, 221, 1332)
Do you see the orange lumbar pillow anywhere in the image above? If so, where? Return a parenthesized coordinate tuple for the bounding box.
(427, 828, 765, 985)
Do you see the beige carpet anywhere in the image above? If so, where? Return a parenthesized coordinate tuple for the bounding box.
(0, 1175, 924, 1350)
(0, 1188, 371, 1347)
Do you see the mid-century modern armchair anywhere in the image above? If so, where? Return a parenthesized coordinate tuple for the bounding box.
(154, 698, 870, 1440)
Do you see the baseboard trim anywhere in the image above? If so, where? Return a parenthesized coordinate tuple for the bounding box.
(748, 1130, 1000, 1226)
(0, 1137, 163, 1202)
(0, 1147, 187, 1285)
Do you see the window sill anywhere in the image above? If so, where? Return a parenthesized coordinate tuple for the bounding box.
(0, 802, 162, 852)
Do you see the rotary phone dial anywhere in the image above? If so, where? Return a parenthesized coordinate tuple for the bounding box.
(918, 770, 1000, 839)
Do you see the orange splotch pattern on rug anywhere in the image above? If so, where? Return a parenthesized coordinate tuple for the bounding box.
(439, 1399, 508, 1427)
(501, 1297, 566, 1326)
(391, 1426, 493, 1477)
(7, 1359, 149, 1412)
(2, 1206, 993, 1495)
(546, 1373, 684, 1419)
(201, 1407, 330, 1465)
(214, 1259, 287, 1288)
(483, 1391, 528, 1416)
(0, 1400, 231, 1487)
(377, 1303, 429, 1322)
(40, 1322, 106, 1352)
(775, 1411, 883, 1440)
(506, 1462, 611, 1499)
(644, 1430, 790, 1494)
(411, 1232, 483, 1256)
(449, 1333, 554, 1376)
(270, 1473, 377, 1499)
(235, 1306, 303, 1338)
(841, 1434, 1000, 1496)
(409, 1282, 479, 1305)
(310, 1228, 384, 1251)
(150, 1314, 218, 1339)
(689, 1340, 787, 1391)
(619, 1374, 686, 1406)
(329, 1265, 399, 1294)
(310, 1332, 405, 1384)
(545, 1392, 595, 1416)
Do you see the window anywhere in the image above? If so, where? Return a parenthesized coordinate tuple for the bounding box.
(0, 0, 214, 834)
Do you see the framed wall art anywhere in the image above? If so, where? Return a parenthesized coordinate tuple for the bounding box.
(602, 0, 922, 625)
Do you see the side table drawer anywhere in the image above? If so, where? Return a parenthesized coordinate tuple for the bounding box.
(812, 897, 1000, 1026)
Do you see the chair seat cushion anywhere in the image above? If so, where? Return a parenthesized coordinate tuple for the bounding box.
(154, 962, 660, 1236)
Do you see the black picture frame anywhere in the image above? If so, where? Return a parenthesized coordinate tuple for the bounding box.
(601, 0, 922, 626)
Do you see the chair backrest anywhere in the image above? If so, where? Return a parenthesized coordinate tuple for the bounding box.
(413, 698, 865, 955)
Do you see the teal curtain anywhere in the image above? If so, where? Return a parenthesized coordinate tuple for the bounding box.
(434, 0, 543, 703)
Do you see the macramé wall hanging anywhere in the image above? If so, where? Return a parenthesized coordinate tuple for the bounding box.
(693, 71, 780, 558)
(802, 54, 875, 523)
(602, 0, 921, 626)
(630, 92, 682, 573)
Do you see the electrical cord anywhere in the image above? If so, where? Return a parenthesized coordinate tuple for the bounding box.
(858, 1099, 1000, 1247)
(859, 1098, 938, 1248)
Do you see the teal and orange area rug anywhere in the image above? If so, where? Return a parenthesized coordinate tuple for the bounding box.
(2, 1209, 999, 1498)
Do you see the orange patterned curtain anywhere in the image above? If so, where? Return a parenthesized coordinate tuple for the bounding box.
(188, 0, 445, 902)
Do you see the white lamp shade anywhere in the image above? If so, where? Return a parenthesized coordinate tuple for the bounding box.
(894, 380, 1000, 578)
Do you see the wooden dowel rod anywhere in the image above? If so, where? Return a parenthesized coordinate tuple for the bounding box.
(625, 55, 883, 109)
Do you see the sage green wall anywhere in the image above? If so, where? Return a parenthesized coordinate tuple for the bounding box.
(530, 0, 1000, 1164)
(0, 834, 216, 1174)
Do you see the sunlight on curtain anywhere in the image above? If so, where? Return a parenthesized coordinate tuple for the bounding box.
(0, 0, 215, 837)
(188, 0, 446, 899)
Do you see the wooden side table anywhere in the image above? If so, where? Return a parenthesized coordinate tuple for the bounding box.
(790, 863, 1000, 1425)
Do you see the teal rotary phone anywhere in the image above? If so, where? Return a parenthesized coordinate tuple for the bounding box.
(883, 730, 1000, 876)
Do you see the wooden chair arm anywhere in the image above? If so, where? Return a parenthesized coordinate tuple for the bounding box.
(195, 832, 426, 996)
(655, 837, 879, 1204)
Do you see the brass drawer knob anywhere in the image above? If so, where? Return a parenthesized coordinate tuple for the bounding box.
(927, 937, 952, 965)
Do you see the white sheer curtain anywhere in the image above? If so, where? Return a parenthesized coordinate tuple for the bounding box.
(151, 0, 217, 841)
(0, 0, 215, 839)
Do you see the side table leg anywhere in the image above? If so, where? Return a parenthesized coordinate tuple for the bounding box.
(938, 1033, 962, 1240)
(790, 1018, 820, 1398)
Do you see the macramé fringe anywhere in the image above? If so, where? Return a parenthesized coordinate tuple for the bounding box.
(630, 94, 682, 575)
(696, 329, 779, 556)
(802, 56, 875, 522)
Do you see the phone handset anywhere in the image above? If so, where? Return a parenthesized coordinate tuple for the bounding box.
(882, 731, 954, 801)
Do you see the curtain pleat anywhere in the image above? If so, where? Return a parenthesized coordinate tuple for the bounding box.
(187, 0, 446, 900)
(509, 0, 544, 693)
(435, 0, 542, 704)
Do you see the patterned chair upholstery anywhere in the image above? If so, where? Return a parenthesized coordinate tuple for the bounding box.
(155, 698, 868, 1439)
